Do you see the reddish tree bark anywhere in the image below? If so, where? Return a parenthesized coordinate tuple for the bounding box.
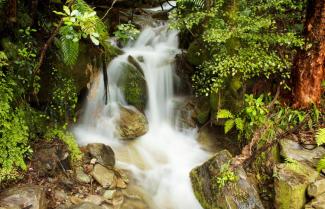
(293, 0, 325, 108)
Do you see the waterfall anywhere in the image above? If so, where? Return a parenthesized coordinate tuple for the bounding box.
(74, 25, 209, 209)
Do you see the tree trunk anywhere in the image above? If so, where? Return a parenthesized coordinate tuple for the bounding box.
(8, 0, 17, 23)
(293, 0, 325, 108)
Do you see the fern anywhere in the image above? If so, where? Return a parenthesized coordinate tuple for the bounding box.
(316, 128, 325, 146)
(224, 119, 235, 133)
(317, 157, 325, 172)
(217, 109, 234, 119)
(235, 118, 244, 131)
(60, 35, 79, 66)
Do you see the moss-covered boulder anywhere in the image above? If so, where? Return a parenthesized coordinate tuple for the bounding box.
(274, 162, 319, 209)
(118, 57, 147, 111)
(116, 106, 148, 139)
(190, 150, 264, 209)
(186, 40, 207, 66)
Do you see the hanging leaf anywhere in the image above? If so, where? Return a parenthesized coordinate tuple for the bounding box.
(224, 119, 235, 133)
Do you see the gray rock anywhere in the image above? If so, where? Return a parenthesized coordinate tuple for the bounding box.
(103, 190, 116, 200)
(280, 139, 325, 167)
(308, 179, 325, 198)
(0, 185, 47, 209)
(75, 167, 92, 184)
(91, 164, 117, 188)
(68, 202, 104, 209)
(274, 162, 319, 209)
(190, 150, 264, 209)
(87, 143, 115, 167)
(116, 106, 148, 139)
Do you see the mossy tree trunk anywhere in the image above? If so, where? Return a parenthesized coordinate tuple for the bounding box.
(293, 0, 325, 108)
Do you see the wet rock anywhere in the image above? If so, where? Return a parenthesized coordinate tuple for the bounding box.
(103, 190, 117, 200)
(116, 106, 149, 139)
(308, 179, 325, 197)
(118, 61, 147, 111)
(87, 143, 115, 167)
(91, 164, 117, 188)
(280, 139, 325, 168)
(68, 202, 104, 209)
(75, 167, 92, 184)
(0, 185, 47, 209)
(274, 162, 319, 209)
(178, 96, 210, 128)
(190, 150, 264, 209)
(84, 195, 105, 205)
(32, 146, 60, 177)
(305, 193, 325, 209)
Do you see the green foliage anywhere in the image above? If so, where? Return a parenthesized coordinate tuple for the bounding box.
(49, 68, 78, 126)
(171, 0, 306, 95)
(0, 72, 31, 182)
(114, 23, 141, 45)
(316, 128, 325, 171)
(45, 128, 82, 165)
(55, 0, 110, 65)
(217, 94, 267, 137)
(316, 128, 325, 146)
(0, 51, 8, 68)
(216, 162, 238, 189)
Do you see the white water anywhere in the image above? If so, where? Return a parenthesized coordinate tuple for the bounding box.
(74, 26, 209, 209)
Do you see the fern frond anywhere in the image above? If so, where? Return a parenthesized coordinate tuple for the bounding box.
(217, 109, 234, 119)
(317, 156, 325, 172)
(235, 118, 244, 131)
(60, 36, 79, 66)
(224, 119, 235, 133)
(316, 128, 325, 146)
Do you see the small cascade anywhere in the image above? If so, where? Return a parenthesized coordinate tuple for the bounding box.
(74, 25, 209, 209)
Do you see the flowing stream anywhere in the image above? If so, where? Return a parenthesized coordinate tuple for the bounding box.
(74, 25, 210, 209)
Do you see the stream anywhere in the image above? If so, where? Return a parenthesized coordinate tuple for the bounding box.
(73, 25, 210, 209)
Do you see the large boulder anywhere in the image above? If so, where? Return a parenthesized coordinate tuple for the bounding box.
(308, 179, 325, 198)
(116, 106, 149, 139)
(305, 193, 325, 209)
(87, 143, 115, 167)
(0, 185, 47, 209)
(274, 162, 319, 209)
(190, 150, 264, 209)
(91, 164, 117, 189)
(280, 139, 325, 168)
(118, 57, 147, 111)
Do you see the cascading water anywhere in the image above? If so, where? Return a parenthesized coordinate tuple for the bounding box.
(74, 25, 210, 209)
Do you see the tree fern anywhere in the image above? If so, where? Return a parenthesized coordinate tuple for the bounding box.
(316, 128, 325, 146)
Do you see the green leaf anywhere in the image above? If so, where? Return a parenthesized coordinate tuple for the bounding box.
(63, 5, 70, 15)
(60, 36, 79, 66)
(217, 109, 234, 119)
(224, 119, 235, 133)
(53, 11, 66, 16)
(90, 35, 99, 45)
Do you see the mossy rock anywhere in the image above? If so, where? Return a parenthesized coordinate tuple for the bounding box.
(118, 59, 147, 111)
(186, 40, 207, 66)
(274, 162, 319, 209)
(190, 150, 264, 209)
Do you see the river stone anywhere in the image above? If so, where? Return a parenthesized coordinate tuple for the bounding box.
(116, 106, 149, 139)
(91, 164, 117, 188)
(87, 143, 115, 167)
(75, 167, 92, 184)
(68, 202, 104, 209)
(118, 60, 147, 111)
(274, 162, 319, 209)
(190, 150, 264, 209)
(308, 179, 325, 198)
(0, 185, 47, 209)
(280, 139, 325, 168)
